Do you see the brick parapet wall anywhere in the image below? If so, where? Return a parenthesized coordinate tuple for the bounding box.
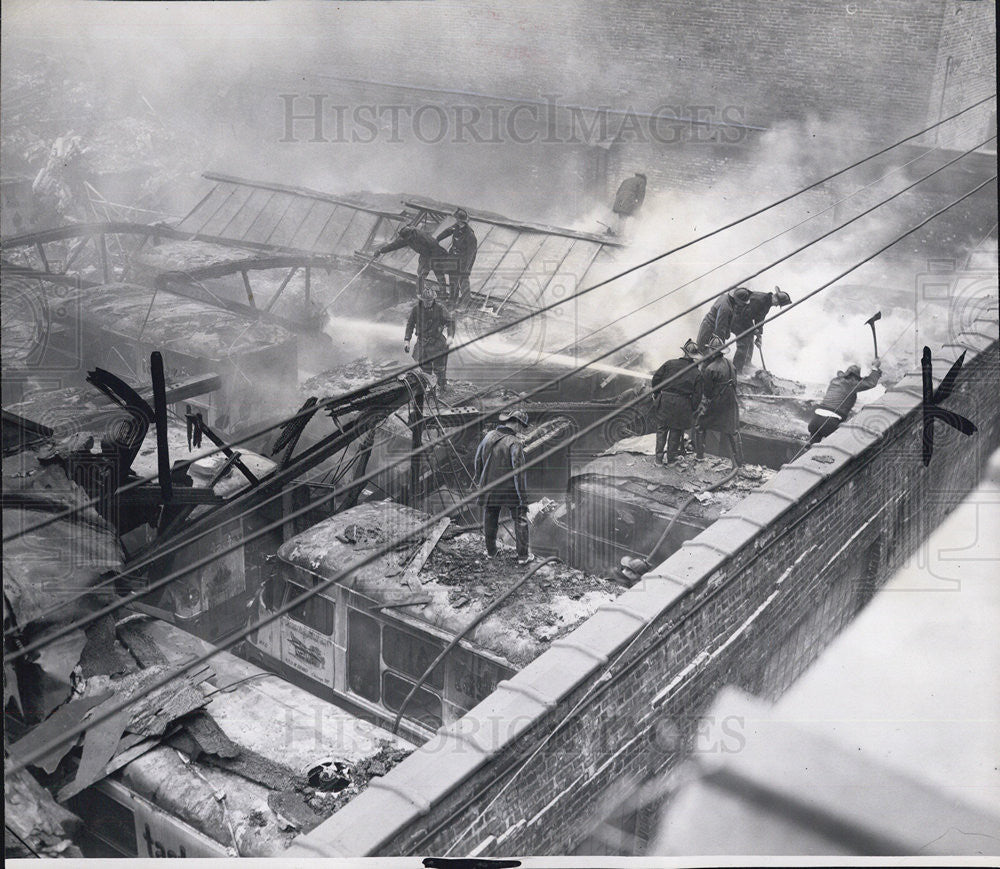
(291, 299, 999, 857)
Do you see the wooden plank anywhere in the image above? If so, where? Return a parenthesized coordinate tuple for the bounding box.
(539, 237, 602, 299)
(478, 231, 549, 301)
(403, 517, 451, 590)
(241, 191, 291, 245)
(469, 225, 520, 296)
(175, 183, 226, 235)
(223, 188, 276, 241)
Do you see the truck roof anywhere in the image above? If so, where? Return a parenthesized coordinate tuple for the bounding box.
(19, 616, 414, 857)
(277, 500, 624, 668)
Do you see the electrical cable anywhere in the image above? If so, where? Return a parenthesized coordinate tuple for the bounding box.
(7, 174, 991, 777)
(4, 95, 992, 545)
(7, 143, 993, 654)
(436, 183, 998, 855)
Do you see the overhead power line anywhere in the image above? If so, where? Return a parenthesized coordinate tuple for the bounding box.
(7, 172, 993, 777)
(3, 93, 993, 544)
(7, 136, 994, 657)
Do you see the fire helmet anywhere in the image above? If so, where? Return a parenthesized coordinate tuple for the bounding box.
(707, 336, 726, 352)
(774, 289, 792, 306)
(499, 408, 529, 426)
(682, 338, 701, 357)
(845, 364, 861, 378)
(731, 287, 751, 304)
(418, 285, 437, 302)
(454, 208, 470, 222)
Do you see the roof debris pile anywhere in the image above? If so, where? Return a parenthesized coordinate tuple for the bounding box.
(300, 357, 404, 400)
(7, 617, 414, 856)
(279, 501, 624, 669)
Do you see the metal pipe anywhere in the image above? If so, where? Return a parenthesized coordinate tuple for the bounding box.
(391, 556, 559, 734)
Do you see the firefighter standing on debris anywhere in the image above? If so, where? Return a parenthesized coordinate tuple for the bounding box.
(695, 336, 744, 468)
(808, 361, 882, 443)
(697, 287, 751, 352)
(404, 285, 455, 389)
(650, 339, 703, 464)
(474, 408, 534, 565)
(375, 225, 457, 299)
(732, 287, 792, 373)
(436, 208, 478, 306)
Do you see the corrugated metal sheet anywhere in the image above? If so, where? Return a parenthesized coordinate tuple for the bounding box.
(175, 174, 393, 256)
(175, 175, 619, 306)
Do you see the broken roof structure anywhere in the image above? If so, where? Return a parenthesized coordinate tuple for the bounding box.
(8, 617, 414, 857)
(277, 500, 623, 670)
(175, 173, 621, 306)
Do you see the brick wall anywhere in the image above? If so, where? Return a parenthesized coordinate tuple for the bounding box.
(243, 1, 994, 220)
(289, 296, 999, 857)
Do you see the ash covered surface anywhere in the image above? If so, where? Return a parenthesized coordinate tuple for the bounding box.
(300, 356, 404, 398)
(583, 438, 774, 515)
(132, 238, 264, 273)
(280, 501, 623, 667)
(59, 283, 294, 357)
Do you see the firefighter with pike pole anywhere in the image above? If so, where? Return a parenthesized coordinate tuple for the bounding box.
(731, 286, 792, 374)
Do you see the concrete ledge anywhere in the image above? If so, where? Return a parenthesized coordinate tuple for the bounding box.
(495, 679, 559, 711)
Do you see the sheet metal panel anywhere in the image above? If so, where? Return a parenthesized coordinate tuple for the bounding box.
(243, 192, 297, 246)
(263, 195, 317, 250)
(194, 184, 256, 239)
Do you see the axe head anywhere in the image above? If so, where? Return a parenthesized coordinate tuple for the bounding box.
(865, 311, 882, 326)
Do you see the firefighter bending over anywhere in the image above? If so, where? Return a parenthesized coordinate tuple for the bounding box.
(732, 286, 792, 373)
(695, 336, 744, 468)
(474, 408, 534, 565)
(697, 287, 751, 352)
(375, 225, 456, 299)
(808, 361, 882, 443)
(650, 338, 703, 465)
(404, 285, 455, 389)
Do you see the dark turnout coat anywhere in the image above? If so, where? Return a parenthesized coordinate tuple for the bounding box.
(436, 222, 478, 272)
(379, 230, 454, 274)
(734, 291, 774, 338)
(697, 293, 745, 349)
(404, 301, 454, 361)
(473, 425, 528, 506)
(613, 175, 647, 216)
(818, 369, 882, 417)
(651, 357, 703, 429)
(697, 354, 740, 434)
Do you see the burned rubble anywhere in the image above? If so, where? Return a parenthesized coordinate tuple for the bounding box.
(3, 7, 996, 858)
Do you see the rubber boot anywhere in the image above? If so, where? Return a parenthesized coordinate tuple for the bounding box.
(729, 433, 745, 468)
(694, 427, 705, 460)
(654, 430, 667, 465)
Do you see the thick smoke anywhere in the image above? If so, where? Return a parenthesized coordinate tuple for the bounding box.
(4, 0, 994, 395)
